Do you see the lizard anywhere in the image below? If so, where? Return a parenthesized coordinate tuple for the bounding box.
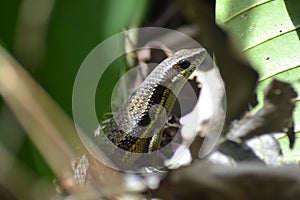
(93, 48, 207, 171)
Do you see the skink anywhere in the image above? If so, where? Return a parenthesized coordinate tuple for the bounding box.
(95, 48, 207, 169)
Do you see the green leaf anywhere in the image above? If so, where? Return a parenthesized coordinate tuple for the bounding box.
(38, 0, 149, 116)
(278, 132, 300, 163)
(216, 0, 300, 161)
(0, 0, 21, 52)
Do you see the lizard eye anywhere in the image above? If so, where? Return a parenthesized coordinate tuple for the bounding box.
(177, 59, 191, 69)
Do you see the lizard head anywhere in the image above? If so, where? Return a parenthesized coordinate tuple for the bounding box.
(170, 48, 207, 78)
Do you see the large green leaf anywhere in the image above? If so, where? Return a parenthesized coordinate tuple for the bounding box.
(216, 0, 300, 161)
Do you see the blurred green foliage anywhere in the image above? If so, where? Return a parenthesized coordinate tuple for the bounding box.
(0, 0, 149, 179)
(0, 0, 20, 51)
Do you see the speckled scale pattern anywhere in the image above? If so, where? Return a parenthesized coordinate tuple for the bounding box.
(96, 48, 207, 154)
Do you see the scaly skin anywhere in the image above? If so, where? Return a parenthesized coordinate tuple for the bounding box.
(95, 48, 207, 170)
